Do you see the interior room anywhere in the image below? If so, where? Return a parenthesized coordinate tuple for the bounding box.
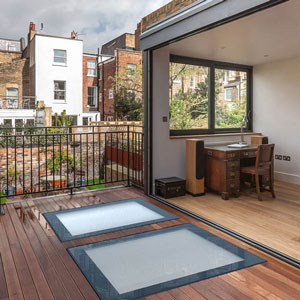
(143, 0, 300, 264)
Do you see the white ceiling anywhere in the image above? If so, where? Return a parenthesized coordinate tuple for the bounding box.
(168, 0, 300, 66)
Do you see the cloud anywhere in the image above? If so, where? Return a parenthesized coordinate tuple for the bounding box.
(0, 0, 170, 52)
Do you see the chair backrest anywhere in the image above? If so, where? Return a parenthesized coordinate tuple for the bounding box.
(256, 144, 275, 168)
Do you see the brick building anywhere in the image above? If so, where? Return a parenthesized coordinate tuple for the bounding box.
(99, 33, 142, 121)
(82, 53, 100, 125)
(141, 0, 198, 31)
(0, 37, 33, 127)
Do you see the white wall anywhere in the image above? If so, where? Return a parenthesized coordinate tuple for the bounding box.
(152, 48, 300, 187)
(253, 57, 300, 185)
(152, 48, 252, 188)
(35, 35, 83, 124)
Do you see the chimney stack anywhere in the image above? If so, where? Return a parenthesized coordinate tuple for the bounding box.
(28, 22, 37, 42)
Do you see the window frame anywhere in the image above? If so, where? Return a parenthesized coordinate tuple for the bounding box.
(87, 60, 97, 77)
(8, 45, 16, 52)
(53, 49, 67, 65)
(87, 86, 98, 107)
(169, 55, 253, 136)
(54, 80, 66, 101)
(109, 89, 114, 99)
(224, 88, 232, 102)
(6, 88, 18, 98)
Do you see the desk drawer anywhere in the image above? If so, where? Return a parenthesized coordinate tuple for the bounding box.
(227, 178, 240, 190)
(227, 169, 240, 179)
(227, 160, 240, 169)
(226, 152, 240, 160)
(241, 150, 257, 159)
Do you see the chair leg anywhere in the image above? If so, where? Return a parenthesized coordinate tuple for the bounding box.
(270, 168, 276, 198)
(255, 173, 262, 201)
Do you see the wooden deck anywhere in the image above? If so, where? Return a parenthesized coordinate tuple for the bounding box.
(167, 181, 300, 261)
(0, 186, 299, 300)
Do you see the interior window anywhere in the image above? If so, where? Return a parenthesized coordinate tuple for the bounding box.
(215, 69, 248, 129)
(169, 56, 251, 135)
(169, 62, 209, 131)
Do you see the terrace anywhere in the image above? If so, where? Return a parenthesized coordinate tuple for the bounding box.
(0, 96, 36, 110)
(1, 0, 300, 298)
(0, 124, 298, 299)
(0, 186, 299, 300)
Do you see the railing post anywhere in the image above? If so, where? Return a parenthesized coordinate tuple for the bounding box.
(127, 125, 130, 186)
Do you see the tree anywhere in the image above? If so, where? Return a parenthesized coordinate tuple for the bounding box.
(169, 64, 210, 130)
(114, 87, 142, 121)
(53, 110, 73, 127)
(111, 66, 143, 121)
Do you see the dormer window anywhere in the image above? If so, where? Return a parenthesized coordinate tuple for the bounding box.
(54, 49, 67, 65)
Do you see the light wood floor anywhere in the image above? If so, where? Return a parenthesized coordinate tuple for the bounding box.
(167, 181, 300, 261)
(1, 186, 300, 300)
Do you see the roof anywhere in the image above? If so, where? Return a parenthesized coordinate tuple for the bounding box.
(140, 0, 288, 51)
(0, 37, 21, 42)
(34, 33, 82, 42)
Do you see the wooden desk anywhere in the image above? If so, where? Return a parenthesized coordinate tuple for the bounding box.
(204, 144, 272, 200)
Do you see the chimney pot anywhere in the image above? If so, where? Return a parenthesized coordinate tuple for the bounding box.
(71, 31, 76, 39)
(30, 22, 36, 31)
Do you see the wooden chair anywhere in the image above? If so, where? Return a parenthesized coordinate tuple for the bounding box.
(241, 144, 275, 201)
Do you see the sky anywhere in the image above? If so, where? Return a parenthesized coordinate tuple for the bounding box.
(0, 0, 170, 53)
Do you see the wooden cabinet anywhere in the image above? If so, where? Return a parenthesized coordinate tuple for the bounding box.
(204, 145, 259, 200)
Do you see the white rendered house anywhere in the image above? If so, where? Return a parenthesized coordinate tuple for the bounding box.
(30, 33, 84, 125)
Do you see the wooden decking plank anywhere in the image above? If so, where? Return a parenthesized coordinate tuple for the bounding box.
(5, 205, 54, 300)
(178, 285, 207, 300)
(168, 288, 194, 300)
(190, 281, 223, 300)
(4, 206, 40, 300)
(0, 253, 9, 300)
(23, 201, 100, 300)
(12, 205, 72, 300)
(1, 186, 300, 300)
(18, 202, 87, 300)
(208, 277, 253, 300)
(0, 207, 24, 300)
(157, 291, 176, 299)
(221, 272, 276, 300)
(239, 268, 296, 300)
(247, 265, 300, 298)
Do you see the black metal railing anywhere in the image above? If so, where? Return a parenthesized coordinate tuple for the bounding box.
(0, 125, 144, 204)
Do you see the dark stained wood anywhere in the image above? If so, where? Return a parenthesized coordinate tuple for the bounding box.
(204, 144, 275, 200)
(0, 254, 8, 300)
(241, 144, 276, 201)
(0, 186, 299, 300)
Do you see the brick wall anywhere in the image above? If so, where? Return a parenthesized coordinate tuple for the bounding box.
(135, 22, 142, 51)
(125, 34, 135, 49)
(117, 49, 143, 101)
(0, 51, 22, 64)
(0, 143, 105, 195)
(0, 56, 30, 100)
(99, 59, 116, 120)
(142, 0, 198, 31)
(99, 49, 143, 121)
(82, 55, 98, 113)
